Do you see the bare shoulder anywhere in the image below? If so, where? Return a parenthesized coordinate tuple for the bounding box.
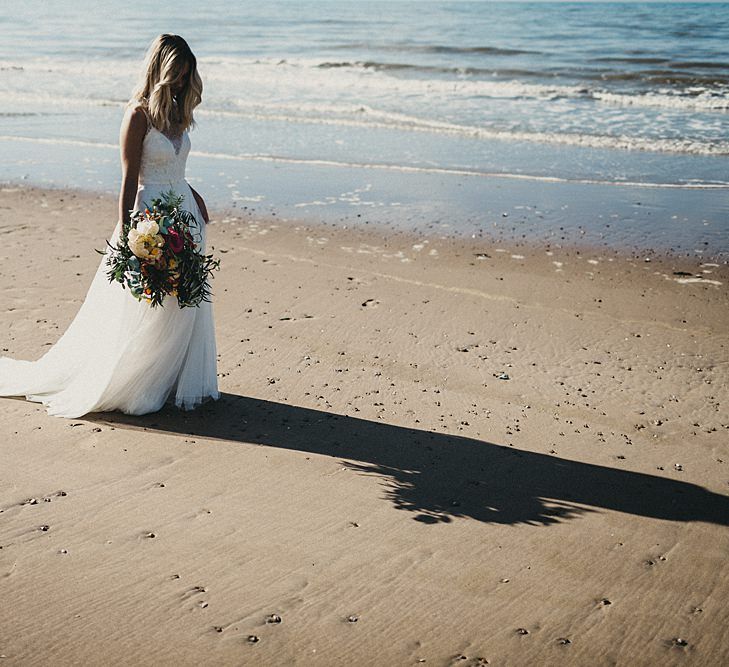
(119, 104, 148, 166)
(121, 103, 148, 137)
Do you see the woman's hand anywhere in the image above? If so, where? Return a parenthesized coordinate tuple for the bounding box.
(187, 182, 210, 224)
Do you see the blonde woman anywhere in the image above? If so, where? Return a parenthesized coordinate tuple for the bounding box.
(0, 34, 220, 417)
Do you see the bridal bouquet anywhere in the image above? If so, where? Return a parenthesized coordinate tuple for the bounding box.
(100, 190, 220, 308)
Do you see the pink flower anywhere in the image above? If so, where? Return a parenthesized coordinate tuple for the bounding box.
(168, 229, 184, 254)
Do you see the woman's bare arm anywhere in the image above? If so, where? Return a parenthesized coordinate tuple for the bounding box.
(118, 106, 147, 225)
(186, 182, 210, 224)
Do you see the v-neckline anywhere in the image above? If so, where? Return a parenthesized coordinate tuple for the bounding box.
(151, 125, 185, 156)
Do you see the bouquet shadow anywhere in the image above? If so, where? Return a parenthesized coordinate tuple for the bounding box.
(92, 392, 729, 528)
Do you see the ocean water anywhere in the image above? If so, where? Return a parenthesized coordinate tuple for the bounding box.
(1, 1, 727, 258)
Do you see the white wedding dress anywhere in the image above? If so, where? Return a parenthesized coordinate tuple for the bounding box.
(0, 108, 220, 418)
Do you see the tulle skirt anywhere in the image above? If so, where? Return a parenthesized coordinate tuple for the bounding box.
(0, 180, 220, 418)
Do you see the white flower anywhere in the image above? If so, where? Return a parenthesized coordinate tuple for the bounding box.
(136, 219, 159, 236)
(128, 228, 164, 259)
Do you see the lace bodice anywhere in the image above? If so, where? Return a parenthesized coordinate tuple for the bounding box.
(138, 119, 191, 185)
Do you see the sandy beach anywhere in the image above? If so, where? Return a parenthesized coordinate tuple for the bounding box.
(1, 185, 728, 666)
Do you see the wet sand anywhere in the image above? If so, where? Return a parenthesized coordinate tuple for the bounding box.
(3, 134, 728, 262)
(1, 185, 728, 666)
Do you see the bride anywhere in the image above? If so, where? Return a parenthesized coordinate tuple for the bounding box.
(0, 34, 220, 418)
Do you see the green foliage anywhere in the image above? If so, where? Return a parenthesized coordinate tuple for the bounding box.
(101, 189, 220, 309)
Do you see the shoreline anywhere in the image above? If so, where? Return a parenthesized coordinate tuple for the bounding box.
(3, 182, 729, 275)
(1, 184, 728, 665)
(2, 124, 728, 264)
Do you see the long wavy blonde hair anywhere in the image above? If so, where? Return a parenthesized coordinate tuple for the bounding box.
(130, 34, 202, 134)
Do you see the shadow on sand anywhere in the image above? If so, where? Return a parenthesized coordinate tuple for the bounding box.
(92, 392, 729, 527)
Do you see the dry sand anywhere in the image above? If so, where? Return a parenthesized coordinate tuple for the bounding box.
(1, 185, 728, 666)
